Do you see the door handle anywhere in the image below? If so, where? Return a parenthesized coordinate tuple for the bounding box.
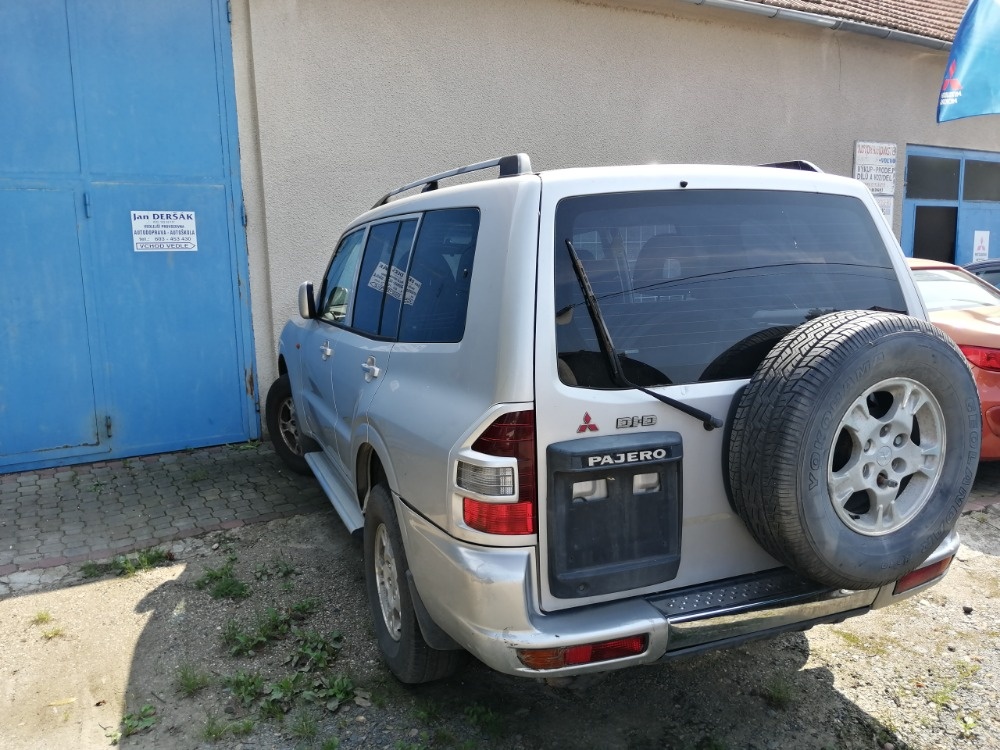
(361, 356, 381, 381)
(319, 341, 332, 360)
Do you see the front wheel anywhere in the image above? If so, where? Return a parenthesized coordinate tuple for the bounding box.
(363, 484, 464, 683)
(265, 374, 314, 475)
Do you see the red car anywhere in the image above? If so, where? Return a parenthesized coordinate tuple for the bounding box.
(907, 257, 1000, 460)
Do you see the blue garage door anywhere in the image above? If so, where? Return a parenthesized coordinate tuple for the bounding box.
(0, 0, 256, 472)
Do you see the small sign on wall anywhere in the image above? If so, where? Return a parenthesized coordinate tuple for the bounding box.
(853, 142, 897, 223)
(974, 230, 990, 262)
(131, 211, 198, 252)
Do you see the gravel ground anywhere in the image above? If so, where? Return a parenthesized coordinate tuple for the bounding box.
(1, 508, 998, 750)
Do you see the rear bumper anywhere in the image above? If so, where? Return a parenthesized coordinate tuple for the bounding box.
(397, 496, 960, 677)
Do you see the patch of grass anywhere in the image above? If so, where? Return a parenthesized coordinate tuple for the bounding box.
(414, 701, 444, 725)
(121, 705, 156, 737)
(301, 674, 356, 711)
(955, 660, 981, 679)
(759, 676, 796, 710)
(254, 557, 299, 581)
(320, 738, 341, 750)
(224, 670, 265, 705)
(188, 468, 210, 482)
(176, 664, 212, 697)
(80, 548, 172, 579)
(41, 627, 64, 640)
(202, 713, 229, 742)
(695, 737, 728, 750)
(230, 440, 261, 452)
(290, 596, 320, 619)
(195, 559, 250, 600)
(464, 703, 505, 738)
(831, 628, 889, 656)
(285, 629, 343, 672)
(260, 673, 308, 717)
(201, 713, 255, 743)
(31, 611, 53, 625)
(222, 605, 318, 656)
(229, 718, 254, 737)
(288, 707, 319, 741)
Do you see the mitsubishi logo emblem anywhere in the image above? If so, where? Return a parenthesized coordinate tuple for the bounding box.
(577, 412, 599, 433)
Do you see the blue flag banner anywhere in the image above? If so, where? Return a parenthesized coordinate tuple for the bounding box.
(938, 0, 1000, 122)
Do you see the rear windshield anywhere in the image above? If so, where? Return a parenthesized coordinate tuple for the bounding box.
(553, 189, 906, 388)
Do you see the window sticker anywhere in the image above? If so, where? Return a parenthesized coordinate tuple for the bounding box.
(368, 262, 388, 292)
(404, 275, 421, 305)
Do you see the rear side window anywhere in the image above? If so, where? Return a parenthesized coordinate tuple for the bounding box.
(352, 219, 418, 337)
(398, 208, 480, 343)
(554, 190, 906, 388)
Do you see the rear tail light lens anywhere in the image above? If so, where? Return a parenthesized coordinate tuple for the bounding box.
(517, 635, 649, 670)
(893, 556, 953, 595)
(959, 344, 1000, 372)
(463, 497, 535, 534)
(458, 410, 536, 535)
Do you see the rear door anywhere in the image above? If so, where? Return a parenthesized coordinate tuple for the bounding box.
(533, 172, 911, 612)
(328, 218, 418, 474)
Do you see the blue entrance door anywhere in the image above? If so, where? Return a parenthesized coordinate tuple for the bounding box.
(0, 0, 256, 472)
(957, 204, 1000, 266)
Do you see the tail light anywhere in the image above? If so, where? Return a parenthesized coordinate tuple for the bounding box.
(959, 344, 1000, 372)
(517, 635, 649, 670)
(893, 556, 953, 595)
(457, 410, 536, 535)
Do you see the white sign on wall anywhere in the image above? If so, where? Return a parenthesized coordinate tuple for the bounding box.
(974, 230, 991, 263)
(131, 211, 198, 252)
(853, 141, 898, 196)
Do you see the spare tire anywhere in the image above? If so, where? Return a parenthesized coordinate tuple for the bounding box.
(728, 310, 979, 590)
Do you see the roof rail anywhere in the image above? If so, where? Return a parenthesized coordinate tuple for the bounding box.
(372, 153, 533, 208)
(758, 160, 823, 172)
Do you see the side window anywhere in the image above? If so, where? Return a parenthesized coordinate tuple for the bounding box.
(352, 219, 418, 337)
(398, 208, 481, 343)
(319, 229, 365, 324)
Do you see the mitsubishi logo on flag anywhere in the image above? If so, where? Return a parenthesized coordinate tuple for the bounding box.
(941, 60, 962, 93)
(937, 0, 1000, 123)
(577, 412, 599, 433)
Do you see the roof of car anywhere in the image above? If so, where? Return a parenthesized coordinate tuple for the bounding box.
(965, 259, 1000, 271)
(905, 257, 961, 271)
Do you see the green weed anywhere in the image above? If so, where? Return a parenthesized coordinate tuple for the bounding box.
(80, 547, 171, 579)
(224, 670, 265, 705)
(121, 704, 157, 737)
(31, 611, 52, 625)
(194, 559, 250, 600)
(285, 629, 343, 672)
(42, 627, 64, 640)
(176, 664, 212, 697)
(288, 707, 319, 741)
(759, 676, 796, 710)
(464, 703, 505, 738)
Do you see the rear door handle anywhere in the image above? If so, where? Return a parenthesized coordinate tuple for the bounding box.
(361, 356, 381, 381)
(319, 341, 332, 360)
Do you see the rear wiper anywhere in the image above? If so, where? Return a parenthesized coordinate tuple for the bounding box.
(564, 239, 723, 431)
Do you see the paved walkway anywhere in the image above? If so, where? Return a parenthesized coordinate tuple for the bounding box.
(2, 442, 999, 594)
(0, 443, 328, 592)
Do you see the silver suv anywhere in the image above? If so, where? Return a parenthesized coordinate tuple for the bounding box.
(267, 155, 979, 683)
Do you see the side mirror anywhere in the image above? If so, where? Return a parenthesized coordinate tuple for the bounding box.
(298, 281, 317, 319)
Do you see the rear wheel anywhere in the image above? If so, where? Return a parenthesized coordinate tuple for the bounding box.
(265, 374, 314, 474)
(364, 484, 464, 683)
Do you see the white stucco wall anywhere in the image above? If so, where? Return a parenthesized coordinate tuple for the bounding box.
(230, 0, 1000, 394)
